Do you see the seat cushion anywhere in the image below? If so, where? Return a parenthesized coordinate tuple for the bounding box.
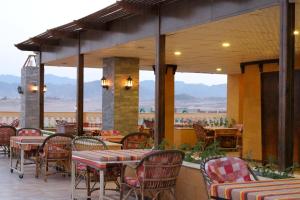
(124, 177, 140, 187)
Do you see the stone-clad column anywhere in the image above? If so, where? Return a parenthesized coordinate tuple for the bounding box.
(102, 57, 139, 135)
(20, 65, 40, 128)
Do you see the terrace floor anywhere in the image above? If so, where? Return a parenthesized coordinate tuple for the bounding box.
(0, 155, 121, 200)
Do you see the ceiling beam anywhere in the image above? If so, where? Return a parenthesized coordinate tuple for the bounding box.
(117, 1, 155, 14)
(30, 38, 60, 46)
(47, 29, 78, 39)
(73, 20, 108, 31)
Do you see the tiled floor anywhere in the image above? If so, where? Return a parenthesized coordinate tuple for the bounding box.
(0, 154, 121, 200)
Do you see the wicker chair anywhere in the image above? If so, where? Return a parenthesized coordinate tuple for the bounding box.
(36, 133, 74, 181)
(0, 126, 16, 155)
(143, 120, 154, 139)
(121, 132, 150, 149)
(72, 136, 121, 197)
(120, 150, 185, 200)
(200, 155, 258, 199)
(193, 123, 215, 147)
(10, 119, 20, 128)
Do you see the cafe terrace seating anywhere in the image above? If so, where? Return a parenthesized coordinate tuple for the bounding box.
(200, 155, 258, 199)
(35, 133, 74, 181)
(14, 128, 42, 169)
(72, 136, 121, 194)
(193, 123, 215, 147)
(120, 132, 151, 149)
(120, 150, 185, 200)
(0, 125, 16, 155)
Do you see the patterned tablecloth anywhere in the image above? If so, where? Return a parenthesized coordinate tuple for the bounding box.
(210, 178, 300, 200)
(72, 149, 151, 169)
(10, 136, 47, 151)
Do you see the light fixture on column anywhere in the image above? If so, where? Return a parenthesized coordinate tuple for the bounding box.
(101, 76, 109, 90)
(125, 76, 133, 90)
(30, 82, 38, 93)
(43, 85, 47, 93)
(17, 86, 24, 94)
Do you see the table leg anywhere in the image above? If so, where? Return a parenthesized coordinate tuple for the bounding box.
(10, 146, 13, 173)
(99, 170, 104, 200)
(71, 161, 75, 200)
(19, 147, 24, 179)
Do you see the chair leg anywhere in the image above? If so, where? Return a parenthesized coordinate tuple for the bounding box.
(170, 188, 176, 200)
(44, 160, 48, 182)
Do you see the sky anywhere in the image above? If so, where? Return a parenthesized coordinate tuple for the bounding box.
(0, 0, 227, 85)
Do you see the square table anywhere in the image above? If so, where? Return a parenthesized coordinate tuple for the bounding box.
(71, 149, 152, 200)
(210, 178, 300, 200)
(10, 136, 47, 178)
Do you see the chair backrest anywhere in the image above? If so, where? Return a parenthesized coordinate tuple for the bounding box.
(72, 136, 107, 151)
(143, 120, 154, 138)
(200, 155, 258, 187)
(39, 133, 74, 157)
(121, 132, 150, 149)
(136, 150, 185, 189)
(10, 119, 19, 128)
(193, 123, 207, 142)
(17, 128, 41, 136)
(100, 130, 121, 136)
(0, 126, 16, 145)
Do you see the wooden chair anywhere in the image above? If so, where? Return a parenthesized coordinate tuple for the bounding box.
(0, 126, 16, 155)
(36, 133, 74, 181)
(143, 120, 154, 139)
(200, 155, 258, 199)
(193, 123, 215, 147)
(120, 132, 150, 149)
(72, 136, 121, 197)
(120, 150, 185, 200)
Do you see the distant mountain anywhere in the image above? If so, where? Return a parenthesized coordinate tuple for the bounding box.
(0, 75, 20, 84)
(0, 74, 226, 100)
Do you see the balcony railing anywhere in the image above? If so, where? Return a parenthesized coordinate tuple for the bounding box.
(0, 112, 226, 128)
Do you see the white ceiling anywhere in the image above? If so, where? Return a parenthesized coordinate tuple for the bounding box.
(47, 4, 300, 74)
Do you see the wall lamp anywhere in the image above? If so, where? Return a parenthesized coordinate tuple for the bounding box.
(30, 82, 39, 93)
(101, 76, 109, 90)
(17, 86, 24, 94)
(30, 82, 47, 93)
(125, 76, 133, 90)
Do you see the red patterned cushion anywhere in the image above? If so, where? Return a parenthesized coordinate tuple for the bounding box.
(101, 130, 121, 136)
(205, 157, 253, 184)
(10, 119, 19, 128)
(18, 129, 41, 136)
(124, 177, 140, 187)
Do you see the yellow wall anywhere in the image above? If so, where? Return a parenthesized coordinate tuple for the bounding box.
(173, 128, 197, 147)
(227, 74, 244, 123)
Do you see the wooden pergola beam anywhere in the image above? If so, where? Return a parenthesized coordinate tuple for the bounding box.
(39, 52, 44, 129)
(154, 7, 166, 147)
(117, 1, 155, 14)
(76, 33, 84, 136)
(73, 20, 108, 31)
(47, 29, 78, 39)
(30, 38, 60, 46)
(278, 0, 295, 170)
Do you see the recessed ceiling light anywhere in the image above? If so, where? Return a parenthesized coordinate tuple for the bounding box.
(294, 30, 299, 36)
(174, 51, 182, 56)
(222, 42, 231, 48)
(216, 68, 222, 72)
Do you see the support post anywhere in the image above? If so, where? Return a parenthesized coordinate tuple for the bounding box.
(278, 0, 295, 170)
(154, 7, 166, 147)
(39, 53, 44, 129)
(76, 34, 84, 136)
